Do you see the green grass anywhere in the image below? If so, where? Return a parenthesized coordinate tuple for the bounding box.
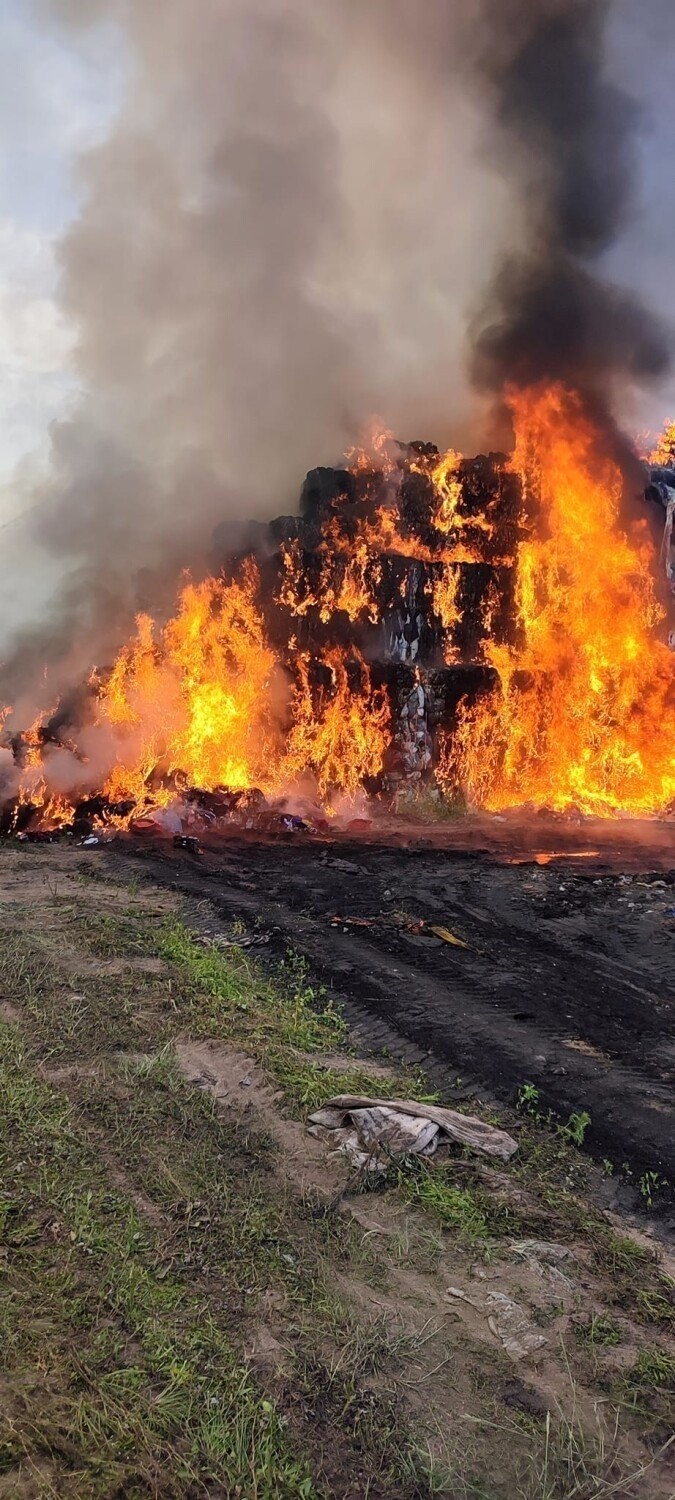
(0, 1023, 317, 1498)
(0, 905, 454, 1498)
(574, 1312, 622, 1348)
(622, 1346, 675, 1430)
(156, 917, 439, 1116)
(636, 1286, 675, 1329)
(160, 919, 347, 1053)
(384, 1158, 521, 1245)
(627, 1346, 675, 1393)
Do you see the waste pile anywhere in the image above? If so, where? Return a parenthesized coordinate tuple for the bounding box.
(2, 387, 674, 834)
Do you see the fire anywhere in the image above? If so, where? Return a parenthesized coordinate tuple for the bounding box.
(429, 451, 463, 532)
(277, 447, 488, 632)
(283, 647, 390, 799)
(650, 420, 675, 468)
(99, 564, 283, 805)
(425, 449, 493, 537)
(3, 384, 674, 832)
(440, 385, 675, 816)
(345, 421, 397, 476)
(329, 541, 381, 624)
(352, 504, 487, 567)
(431, 565, 461, 656)
(98, 565, 390, 812)
(2, 706, 77, 830)
(277, 536, 382, 625)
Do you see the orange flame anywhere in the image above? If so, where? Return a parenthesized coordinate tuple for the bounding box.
(283, 647, 390, 799)
(440, 386, 675, 815)
(650, 420, 675, 468)
(99, 564, 283, 804)
(98, 564, 390, 809)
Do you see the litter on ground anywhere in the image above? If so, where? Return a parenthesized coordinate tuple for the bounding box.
(308, 1094, 518, 1169)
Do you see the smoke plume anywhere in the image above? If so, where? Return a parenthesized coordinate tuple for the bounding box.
(2, 0, 516, 692)
(470, 0, 670, 428)
(1, 0, 671, 699)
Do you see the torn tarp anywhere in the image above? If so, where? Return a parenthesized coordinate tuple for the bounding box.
(308, 1094, 518, 1168)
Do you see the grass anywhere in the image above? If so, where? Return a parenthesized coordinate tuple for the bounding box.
(0, 1015, 440, 1496)
(627, 1346, 675, 1393)
(0, 897, 459, 1497)
(156, 916, 440, 1116)
(574, 1313, 622, 1348)
(502, 1399, 671, 1500)
(621, 1346, 675, 1432)
(0, 1024, 317, 1497)
(380, 1157, 521, 1245)
(1, 859, 674, 1499)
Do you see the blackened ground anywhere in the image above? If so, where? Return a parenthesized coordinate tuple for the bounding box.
(120, 818, 675, 1224)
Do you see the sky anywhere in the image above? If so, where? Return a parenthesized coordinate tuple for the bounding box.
(0, 0, 124, 511)
(0, 0, 674, 539)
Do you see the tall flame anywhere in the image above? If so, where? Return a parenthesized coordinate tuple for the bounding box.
(283, 647, 390, 799)
(440, 386, 675, 815)
(100, 564, 283, 804)
(97, 565, 390, 809)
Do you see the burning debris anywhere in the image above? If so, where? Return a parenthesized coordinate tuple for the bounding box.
(1, 387, 674, 838)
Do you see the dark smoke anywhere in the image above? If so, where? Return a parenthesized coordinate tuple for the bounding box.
(472, 0, 670, 416)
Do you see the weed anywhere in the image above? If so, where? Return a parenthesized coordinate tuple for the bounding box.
(627, 1346, 675, 1391)
(574, 1312, 621, 1348)
(639, 1170, 666, 1207)
(636, 1286, 675, 1329)
(159, 917, 347, 1063)
(517, 1082, 540, 1114)
(561, 1110, 591, 1146)
(594, 1232, 652, 1277)
(0, 934, 50, 1008)
(0, 1024, 318, 1496)
(465, 1392, 673, 1500)
(389, 1158, 520, 1244)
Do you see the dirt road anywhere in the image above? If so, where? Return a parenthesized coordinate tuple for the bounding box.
(127, 827, 675, 1216)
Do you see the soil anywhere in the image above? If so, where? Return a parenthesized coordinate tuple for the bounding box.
(119, 815, 675, 1224)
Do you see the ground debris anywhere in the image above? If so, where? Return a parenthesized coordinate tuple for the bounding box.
(308, 1094, 518, 1167)
(446, 1286, 547, 1360)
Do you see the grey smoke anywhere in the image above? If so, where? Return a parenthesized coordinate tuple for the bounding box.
(2, 0, 516, 695)
(1, 0, 672, 700)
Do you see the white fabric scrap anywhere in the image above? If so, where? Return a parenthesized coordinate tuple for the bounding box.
(308, 1094, 518, 1169)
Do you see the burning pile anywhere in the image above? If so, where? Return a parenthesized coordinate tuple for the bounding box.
(2, 383, 674, 838)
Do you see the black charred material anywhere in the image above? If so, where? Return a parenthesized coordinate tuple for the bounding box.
(185, 787, 266, 818)
(299, 467, 357, 542)
(229, 444, 524, 740)
(646, 466, 675, 508)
